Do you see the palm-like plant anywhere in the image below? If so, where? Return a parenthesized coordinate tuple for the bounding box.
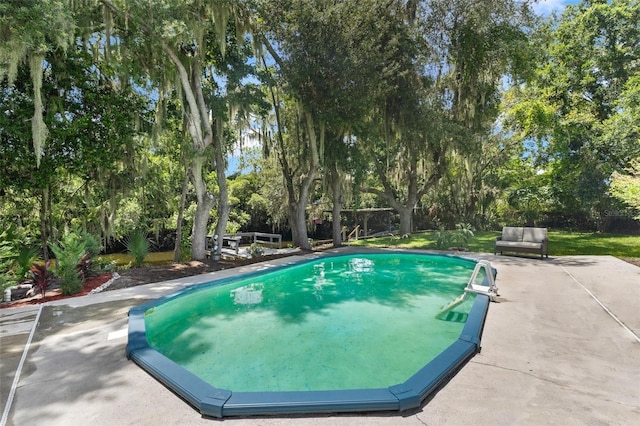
(124, 231, 150, 267)
(49, 232, 86, 295)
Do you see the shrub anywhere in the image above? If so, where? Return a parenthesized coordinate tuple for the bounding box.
(49, 232, 87, 295)
(0, 224, 20, 291)
(124, 231, 150, 267)
(434, 223, 475, 250)
(173, 232, 192, 263)
(92, 256, 116, 274)
(30, 261, 53, 299)
(434, 228, 452, 249)
(451, 223, 474, 247)
(57, 267, 83, 295)
(80, 231, 102, 257)
(77, 231, 103, 279)
(15, 247, 41, 282)
(247, 243, 265, 258)
(0, 241, 17, 291)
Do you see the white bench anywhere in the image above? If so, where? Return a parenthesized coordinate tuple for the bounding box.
(205, 235, 241, 257)
(222, 235, 242, 254)
(206, 232, 282, 258)
(234, 232, 282, 249)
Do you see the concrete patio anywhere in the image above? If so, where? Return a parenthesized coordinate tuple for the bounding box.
(1, 249, 639, 425)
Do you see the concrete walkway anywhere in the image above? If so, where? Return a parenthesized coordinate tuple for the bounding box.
(1, 250, 638, 425)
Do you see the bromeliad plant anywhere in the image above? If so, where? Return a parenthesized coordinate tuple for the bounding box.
(30, 261, 54, 299)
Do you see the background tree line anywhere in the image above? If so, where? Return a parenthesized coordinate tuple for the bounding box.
(1, 0, 638, 269)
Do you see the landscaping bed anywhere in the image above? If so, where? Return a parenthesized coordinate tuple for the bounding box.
(1, 252, 303, 308)
(2, 243, 637, 309)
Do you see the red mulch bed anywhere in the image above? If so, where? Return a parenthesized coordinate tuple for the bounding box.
(0, 251, 306, 309)
(0, 273, 113, 309)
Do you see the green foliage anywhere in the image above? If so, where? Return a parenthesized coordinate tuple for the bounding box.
(124, 231, 150, 267)
(434, 224, 475, 250)
(223, 208, 250, 234)
(433, 230, 452, 250)
(91, 256, 117, 274)
(0, 242, 18, 291)
(169, 230, 192, 263)
(0, 224, 38, 290)
(247, 243, 265, 259)
(0, 0, 76, 167)
(14, 247, 40, 282)
(47, 230, 100, 295)
(49, 231, 91, 295)
(73, 230, 102, 259)
(1, 42, 153, 254)
(252, 160, 290, 230)
(178, 237, 192, 263)
(2, 0, 637, 251)
(502, 0, 640, 224)
(226, 172, 269, 234)
(57, 267, 83, 295)
(610, 159, 640, 218)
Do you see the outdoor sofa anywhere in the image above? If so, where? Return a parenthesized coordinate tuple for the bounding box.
(494, 226, 548, 259)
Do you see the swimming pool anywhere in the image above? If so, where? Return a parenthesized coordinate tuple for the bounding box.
(127, 251, 492, 417)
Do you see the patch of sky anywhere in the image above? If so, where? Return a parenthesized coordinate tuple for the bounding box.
(226, 123, 260, 176)
(532, 0, 577, 16)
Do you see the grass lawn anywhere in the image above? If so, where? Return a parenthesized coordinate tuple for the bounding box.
(349, 230, 640, 259)
(97, 231, 640, 268)
(98, 251, 176, 267)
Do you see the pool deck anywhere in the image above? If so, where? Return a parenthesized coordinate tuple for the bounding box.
(1, 248, 639, 425)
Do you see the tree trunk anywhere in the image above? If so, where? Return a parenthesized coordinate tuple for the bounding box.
(287, 111, 321, 250)
(191, 198, 214, 260)
(329, 161, 343, 247)
(190, 155, 215, 260)
(290, 202, 310, 249)
(39, 188, 49, 262)
(287, 185, 311, 249)
(363, 148, 445, 237)
(173, 165, 189, 263)
(164, 50, 215, 261)
(212, 119, 230, 258)
(360, 154, 416, 235)
(397, 206, 413, 235)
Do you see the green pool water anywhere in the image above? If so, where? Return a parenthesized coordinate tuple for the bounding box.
(144, 253, 477, 392)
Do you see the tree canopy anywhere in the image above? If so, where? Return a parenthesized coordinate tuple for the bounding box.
(503, 0, 640, 227)
(1, 0, 639, 268)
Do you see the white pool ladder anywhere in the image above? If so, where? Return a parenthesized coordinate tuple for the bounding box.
(465, 260, 498, 301)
